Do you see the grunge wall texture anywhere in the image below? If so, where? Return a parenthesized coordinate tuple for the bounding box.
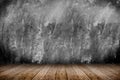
(0, 0, 120, 64)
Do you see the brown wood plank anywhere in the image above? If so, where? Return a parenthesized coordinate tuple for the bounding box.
(0, 64, 8, 67)
(86, 65, 112, 80)
(0, 64, 30, 80)
(0, 64, 26, 80)
(95, 65, 120, 80)
(0, 64, 119, 80)
(55, 65, 68, 80)
(65, 65, 79, 80)
(72, 65, 91, 80)
(0, 64, 18, 73)
(43, 65, 57, 80)
(13, 64, 40, 80)
(23, 65, 43, 80)
(105, 64, 120, 80)
(79, 65, 102, 80)
(109, 64, 120, 72)
(32, 65, 50, 80)
(104, 64, 120, 75)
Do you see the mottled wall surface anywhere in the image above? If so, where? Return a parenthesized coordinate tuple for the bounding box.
(0, 0, 120, 64)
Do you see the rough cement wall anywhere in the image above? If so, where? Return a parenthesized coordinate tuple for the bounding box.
(0, 0, 120, 64)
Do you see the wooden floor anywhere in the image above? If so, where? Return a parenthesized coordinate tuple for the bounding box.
(0, 64, 120, 80)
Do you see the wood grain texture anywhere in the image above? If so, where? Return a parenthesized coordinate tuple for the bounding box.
(0, 64, 120, 80)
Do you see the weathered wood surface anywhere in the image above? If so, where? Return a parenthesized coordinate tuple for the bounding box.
(0, 64, 120, 80)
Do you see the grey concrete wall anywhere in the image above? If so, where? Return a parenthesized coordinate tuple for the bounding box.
(0, 0, 120, 64)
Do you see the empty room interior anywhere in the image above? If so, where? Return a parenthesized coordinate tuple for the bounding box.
(0, 0, 120, 80)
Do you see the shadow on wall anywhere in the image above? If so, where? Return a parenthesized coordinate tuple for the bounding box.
(104, 40, 120, 64)
(0, 0, 14, 16)
(0, 41, 15, 64)
(0, 39, 120, 64)
(0, 41, 33, 64)
(114, 41, 120, 63)
(0, 0, 32, 64)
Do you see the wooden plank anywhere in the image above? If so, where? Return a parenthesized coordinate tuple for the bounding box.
(79, 64, 102, 80)
(43, 65, 57, 80)
(0, 64, 30, 80)
(0, 64, 25, 80)
(0, 64, 119, 80)
(86, 65, 112, 80)
(103, 64, 120, 80)
(104, 64, 120, 74)
(95, 65, 120, 80)
(23, 65, 44, 80)
(72, 65, 91, 80)
(0, 64, 8, 67)
(32, 65, 50, 80)
(0, 64, 18, 73)
(13, 64, 40, 80)
(55, 65, 68, 80)
(65, 65, 79, 80)
(109, 64, 120, 72)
